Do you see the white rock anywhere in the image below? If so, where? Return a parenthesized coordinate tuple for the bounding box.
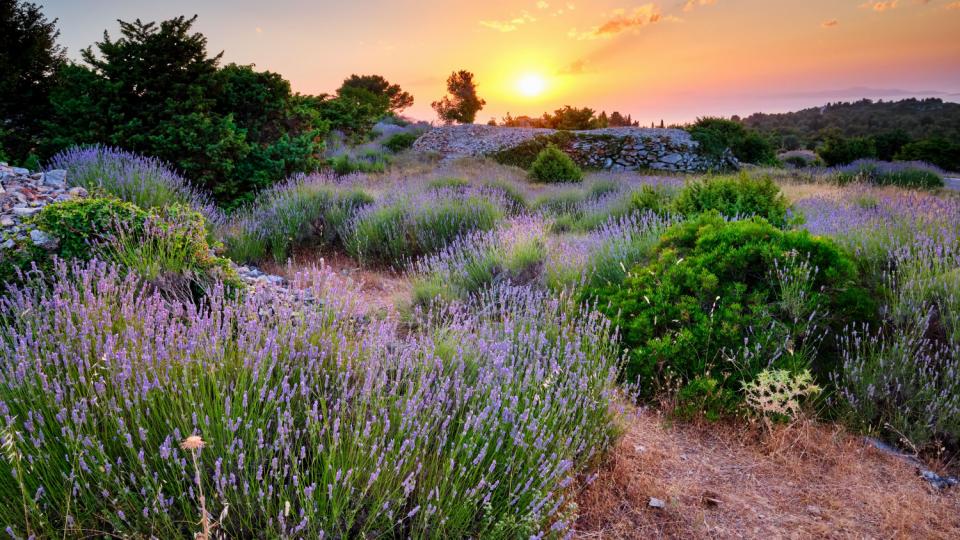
(648, 497, 666, 509)
(30, 229, 57, 248)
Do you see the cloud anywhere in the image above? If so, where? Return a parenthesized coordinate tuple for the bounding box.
(255, 27, 263, 33)
(557, 59, 587, 75)
(860, 1, 899, 11)
(537, 1, 550, 9)
(821, 19, 839, 28)
(568, 4, 664, 40)
(947, 1, 960, 8)
(683, 0, 717, 12)
(479, 11, 537, 32)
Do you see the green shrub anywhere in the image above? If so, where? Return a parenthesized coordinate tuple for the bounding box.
(894, 137, 960, 172)
(382, 132, 419, 153)
(590, 213, 870, 405)
(835, 161, 944, 190)
(688, 117, 776, 166)
(492, 131, 577, 169)
(818, 135, 877, 166)
(1, 198, 238, 296)
(330, 152, 388, 176)
(528, 144, 583, 183)
(673, 174, 789, 227)
(630, 185, 674, 216)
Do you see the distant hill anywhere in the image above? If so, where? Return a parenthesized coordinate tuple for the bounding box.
(742, 98, 960, 142)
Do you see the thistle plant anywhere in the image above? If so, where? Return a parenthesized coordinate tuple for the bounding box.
(742, 369, 821, 432)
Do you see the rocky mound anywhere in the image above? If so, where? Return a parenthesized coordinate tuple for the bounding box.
(1, 163, 87, 249)
(413, 124, 737, 172)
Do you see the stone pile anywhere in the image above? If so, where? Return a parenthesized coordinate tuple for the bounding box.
(412, 124, 738, 173)
(1, 163, 87, 250)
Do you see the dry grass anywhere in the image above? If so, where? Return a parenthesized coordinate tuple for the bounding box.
(574, 407, 960, 539)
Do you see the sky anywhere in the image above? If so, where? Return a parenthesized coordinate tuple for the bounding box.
(38, 0, 960, 125)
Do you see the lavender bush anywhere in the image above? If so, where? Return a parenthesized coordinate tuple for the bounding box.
(0, 260, 620, 538)
(409, 216, 548, 306)
(48, 146, 222, 225)
(219, 173, 373, 263)
(344, 188, 505, 267)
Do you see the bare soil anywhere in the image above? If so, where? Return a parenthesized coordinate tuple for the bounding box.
(574, 407, 960, 539)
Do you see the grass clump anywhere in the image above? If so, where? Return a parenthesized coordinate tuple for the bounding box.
(528, 144, 583, 183)
(344, 192, 503, 266)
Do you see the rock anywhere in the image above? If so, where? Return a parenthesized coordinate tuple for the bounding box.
(805, 505, 822, 517)
(1, 239, 14, 250)
(43, 169, 67, 187)
(1, 216, 14, 227)
(12, 206, 41, 217)
(11, 167, 29, 175)
(68, 186, 88, 198)
(648, 497, 666, 509)
(30, 229, 58, 249)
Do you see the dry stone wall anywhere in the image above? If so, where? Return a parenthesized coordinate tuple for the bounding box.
(413, 125, 738, 173)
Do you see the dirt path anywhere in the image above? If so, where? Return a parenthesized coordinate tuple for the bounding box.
(574, 407, 960, 539)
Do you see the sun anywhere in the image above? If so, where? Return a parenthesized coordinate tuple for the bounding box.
(516, 73, 547, 97)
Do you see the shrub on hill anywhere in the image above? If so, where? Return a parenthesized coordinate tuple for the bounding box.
(529, 144, 583, 183)
(382, 132, 419, 153)
(673, 174, 789, 227)
(817, 135, 877, 166)
(688, 117, 777, 165)
(894, 137, 960, 172)
(588, 213, 872, 413)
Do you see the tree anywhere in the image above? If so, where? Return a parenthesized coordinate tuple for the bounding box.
(688, 117, 777, 165)
(318, 86, 389, 143)
(338, 74, 413, 113)
(818, 135, 877, 166)
(432, 70, 485, 124)
(0, 0, 66, 162)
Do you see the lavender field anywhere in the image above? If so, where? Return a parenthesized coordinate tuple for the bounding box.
(1, 146, 958, 537)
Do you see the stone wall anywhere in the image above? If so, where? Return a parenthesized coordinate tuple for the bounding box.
(413, 124, 738, 173)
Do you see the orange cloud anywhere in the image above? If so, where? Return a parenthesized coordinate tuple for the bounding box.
(821, 19, 839, 28)
(947, 1, 960, 8)
(479, 11, 537, 33)
(861, 1, 899, 11)
(569, 4, 664, 40)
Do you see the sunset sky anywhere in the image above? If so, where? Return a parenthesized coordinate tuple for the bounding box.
(39, 0, 960, 124)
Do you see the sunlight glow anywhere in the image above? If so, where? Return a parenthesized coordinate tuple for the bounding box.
(516, 73, 547, 97)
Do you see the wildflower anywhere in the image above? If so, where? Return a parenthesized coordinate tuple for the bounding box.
(180, 435, 206, 451)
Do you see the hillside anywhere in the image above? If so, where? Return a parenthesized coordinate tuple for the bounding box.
(742, 98, 960, 141)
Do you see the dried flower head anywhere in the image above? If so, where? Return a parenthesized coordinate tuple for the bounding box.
(180, 435, 206, 451)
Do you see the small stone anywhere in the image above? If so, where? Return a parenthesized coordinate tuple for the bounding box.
(1, 216, 14, 227)
(11, 167, 29, 175)
(1, 239, 14, 249)
(43, 169, 67, 187)
(806, 505, 822, 517)
(68, 186, 88, 198)
(648, 497, 666, 509)
(12, 206, 41, 217)
(30, 229, 58, 249)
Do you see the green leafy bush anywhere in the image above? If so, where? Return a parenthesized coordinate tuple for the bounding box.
(817, 135, 877, 166)
(688, 117, 776, 166)
(1, 198, 238, 295)
(492, 131, 576, 169)
(528, 144, 583, 183)
(894, 137, 960, 172)
(673, 174, 789, 227)
(590, 213, 870, 406)
(382, 132, 419, 153)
